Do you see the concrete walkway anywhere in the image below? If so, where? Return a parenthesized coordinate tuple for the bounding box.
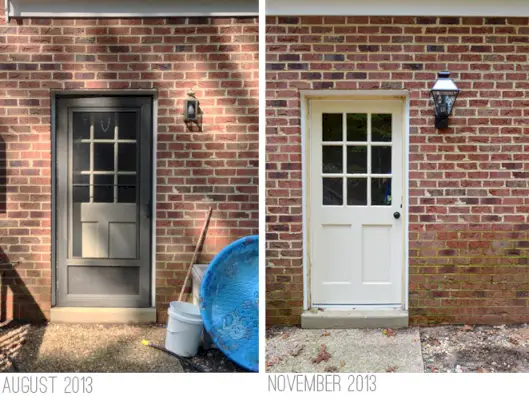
(1, 322, 244, 373)
(1, 322, 183, 372)
(266, 326, 424, 373)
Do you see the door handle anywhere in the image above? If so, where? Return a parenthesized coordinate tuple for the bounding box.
(393, 212, 401, 219)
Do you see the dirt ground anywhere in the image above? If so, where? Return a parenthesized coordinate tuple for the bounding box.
(421, 324, 529, 373)
(0, 322, 245, 373)
(266, 324, 529, 373)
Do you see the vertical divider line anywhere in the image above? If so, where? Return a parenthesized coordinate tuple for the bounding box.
(343, 112, 347, 206)
(114, 112, 118, 203)
(258, 0, 266, 374)
(90, 114, 94, 204)
(367, 113, 371, 206)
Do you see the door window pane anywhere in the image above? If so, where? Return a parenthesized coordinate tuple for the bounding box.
(322, 113, 343, 142)
(371, 114, 392, 142)
(118, 175, 136, 203)
(347, 178, 367, 205)
(73, 174, 90, 185)
(323, 178, 343, 205)
(372, 178, 392, 205)
(93, 112, 115, 139)
(73, 142, 90, 172)
(118, 112, 138, 140)
(118, 175, 135, 186)
(73, 112, 91, 140)
(347, 146, 367, 174)
(118, 143, 137, 172)
(93, 185, 113, 203)
(118, 186, 136, 203)
(371, 146, 392, 174)
(94, 175, 113, 186)
(73, 186, 89, 203)
(73, 141, 90, 187)
(93, 175, 114, 203)
(322, 146, 342, 173)
(94, 143, 115, 171)
(347, 114, 367, 142)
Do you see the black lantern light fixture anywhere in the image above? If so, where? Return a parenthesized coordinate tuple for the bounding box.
(184, 89, 199, 122)
(430, 71, 459, 129)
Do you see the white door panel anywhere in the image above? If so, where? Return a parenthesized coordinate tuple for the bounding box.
(309, 100, 404, 305)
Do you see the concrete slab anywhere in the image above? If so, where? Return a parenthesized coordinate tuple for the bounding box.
(2, 323, 183, 372)
(0, 322, 245, 373)
(266, 326, 424, 373)
(50, 307, 156, 324)
(302, 309, 409, 329)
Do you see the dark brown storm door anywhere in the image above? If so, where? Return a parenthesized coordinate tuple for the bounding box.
(55, 96, 152, 307)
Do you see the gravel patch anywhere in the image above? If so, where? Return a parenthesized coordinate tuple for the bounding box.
(0, 322, 245, 373)
(421, 324, 529, 373)
(266, 326, 423, 373)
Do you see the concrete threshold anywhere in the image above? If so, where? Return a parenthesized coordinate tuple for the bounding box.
(301, 309, 408, 329)
(50, 307, 157, 324)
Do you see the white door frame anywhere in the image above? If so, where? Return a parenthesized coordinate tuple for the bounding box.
(300, 90, 410, 311)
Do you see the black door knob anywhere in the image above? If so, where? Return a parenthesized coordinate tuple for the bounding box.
(393, 212, 401, 219)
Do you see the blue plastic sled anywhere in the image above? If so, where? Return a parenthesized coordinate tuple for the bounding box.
(199, 235, 259, 372)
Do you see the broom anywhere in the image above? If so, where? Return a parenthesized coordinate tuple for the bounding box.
(178, 207, 213, 302)
(141, 339, 208, 372)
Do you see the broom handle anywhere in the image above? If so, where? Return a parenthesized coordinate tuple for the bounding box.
(178, 207, 213, 302)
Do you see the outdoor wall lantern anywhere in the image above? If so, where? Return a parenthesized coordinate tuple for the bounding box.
(430, 71, 459, 129)
(184, 89, 199, 122)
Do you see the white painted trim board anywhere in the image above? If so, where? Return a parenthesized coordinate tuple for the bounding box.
(267, 0, 529, 17)
(300, 90, 410, 311)
(7, 0, 257, 18)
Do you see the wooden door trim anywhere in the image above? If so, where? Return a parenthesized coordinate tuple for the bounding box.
(300, 91, 410, 311)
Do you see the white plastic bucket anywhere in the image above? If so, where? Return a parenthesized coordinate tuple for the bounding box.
(165, 301, 204, 357)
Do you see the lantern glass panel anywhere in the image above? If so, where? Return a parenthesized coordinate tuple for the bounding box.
(186, 100, 197, 120)
(432, 90, 458, 117)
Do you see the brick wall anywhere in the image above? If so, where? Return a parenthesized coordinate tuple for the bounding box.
(266, 15, 529, 326)
(0, 10, 258, 322)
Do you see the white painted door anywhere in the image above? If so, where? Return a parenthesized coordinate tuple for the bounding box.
(309, 100, 404, 306)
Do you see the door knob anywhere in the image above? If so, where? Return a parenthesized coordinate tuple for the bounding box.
(393, 212, 401, 219)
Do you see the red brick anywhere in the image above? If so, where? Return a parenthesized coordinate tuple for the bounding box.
(0, 11, 258, 322)
(266, 15, 529, 326)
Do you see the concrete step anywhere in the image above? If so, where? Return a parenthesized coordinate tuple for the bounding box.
(50, 307, 157, 324)
(301, 308, 408, 329)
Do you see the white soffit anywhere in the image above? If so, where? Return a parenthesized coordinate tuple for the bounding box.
(266, 0, 529, 17)
(7, 0, 258, 18)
